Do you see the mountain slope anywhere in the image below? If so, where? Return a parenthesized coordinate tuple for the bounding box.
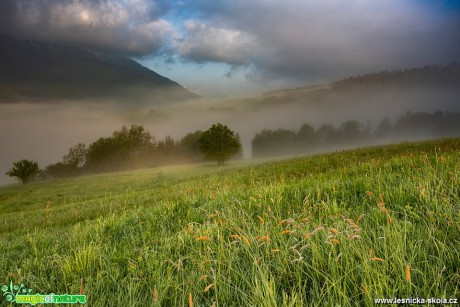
(0, 34, 198, 103)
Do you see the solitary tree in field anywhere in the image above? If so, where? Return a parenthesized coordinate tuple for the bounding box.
(6, 160, 41, 184)
(199, 123, 241, 166)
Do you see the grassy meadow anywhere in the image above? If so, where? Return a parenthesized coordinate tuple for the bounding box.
(0, 138, 459, 306)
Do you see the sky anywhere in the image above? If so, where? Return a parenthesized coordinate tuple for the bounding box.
(1, 0, 460, 97)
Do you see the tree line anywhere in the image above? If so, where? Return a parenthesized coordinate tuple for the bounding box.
(43, 123, 242, 179)
(252, 110, 460, 158)
(5, 110, 460, 184)
(5, 123, 242, 183)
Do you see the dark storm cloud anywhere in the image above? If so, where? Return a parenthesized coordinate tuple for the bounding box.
(177, 0, 460, 81)
(0, 0, 174, 56)
(1, 0, 459, 81)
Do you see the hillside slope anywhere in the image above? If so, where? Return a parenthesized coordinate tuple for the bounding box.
(0, 138, 459, 305)
(0, 34, 198, 103)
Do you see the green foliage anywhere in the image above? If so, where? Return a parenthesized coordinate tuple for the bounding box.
(5, 159, 41, 184)
(85, 125, 155, 172)
(199, 123, 242, 165)
(63, 143, 87, 167)
(180, 130, 204, 161)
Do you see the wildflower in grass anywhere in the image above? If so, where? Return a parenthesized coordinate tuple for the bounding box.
(229, 234, 241, 240)
(304, 233, 311, 239)
(405, 265, 411, 282)
(204, 284, 214, 292)
(356, 214, 365, 224)
(367, 191, 374, 197)
(258, 216, 265, 224)
(370, 257, 385, 262)
(280, 230, 293, 235)
(328, 227, 339, 235)
(241, 235, 250, 246)
(188, 292, 193, 307)
(196, 236, 210, 241)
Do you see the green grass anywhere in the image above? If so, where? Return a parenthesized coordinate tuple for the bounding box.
(1, 139, 459, 306)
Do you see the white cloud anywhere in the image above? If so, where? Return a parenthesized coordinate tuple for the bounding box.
(175, 21, 256, 65)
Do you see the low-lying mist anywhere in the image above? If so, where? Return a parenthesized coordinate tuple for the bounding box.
(1, 85, 459, 185)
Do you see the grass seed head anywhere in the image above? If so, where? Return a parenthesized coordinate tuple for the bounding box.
(329, 239, 340, 245)
(204, 284, 214, 292)
(79, 278, 84, 294)
(241, 235, 250, 246)
(255, 235, 270, 243)
(258, 216, 265, 224)
(405, 265, 411, 282)
(328, 227, 339, 235)
(370, 257, 385, 262)
(188, 292, 193, 307)
(196, 236, 210, 241)
(356, 214, 365, 223)
(347, 234, 361, 240)
(153, 287, 158, 302)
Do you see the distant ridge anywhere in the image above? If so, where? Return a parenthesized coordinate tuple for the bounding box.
(261, 62, 460, 98)
(0, 34, 199, 103)
(333, 62, 460, 90)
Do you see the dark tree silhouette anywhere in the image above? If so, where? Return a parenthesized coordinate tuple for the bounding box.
(6, 160, 41, 184)
(199, 123, 241, 166)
